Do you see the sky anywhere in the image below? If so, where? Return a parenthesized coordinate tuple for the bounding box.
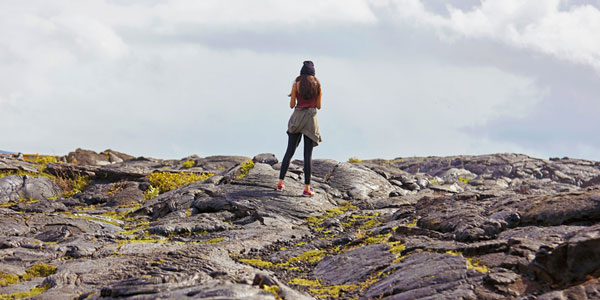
(1, 0, 600, 161)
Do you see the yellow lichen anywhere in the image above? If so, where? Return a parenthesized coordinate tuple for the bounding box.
(466, 258, 490, 273)
(0, 273, 19, 287)
(181, 160, 195, 168)
(288, 278, 322, 287)
(24, 154, 58, 165)
(21, 263, 56, 280)
(310, 284, 358, 298)
(347, 157, 362, 163)
(0, 284, 50, 300)
(306, 201, 357, 229)
(60, 174, 91, 198)
(360, 219, 382, 230)
(148, 171, 213, 194)
(117, 238, 168, 245)
(64, 213, 121, 227)
(458, 176, 471, 184)
(263, 285, 282, 300)
(388, 242, 406, 255)
(195, 237, 225, 244)
(287, 250, 325, 264)
(237, 258, 274, 268)
(144, 185, 159, 200)
(383, 159, 403, 164)
(237, 159, 255, 179)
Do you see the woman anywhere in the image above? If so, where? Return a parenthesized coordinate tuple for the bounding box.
(276, 61, 322, 196)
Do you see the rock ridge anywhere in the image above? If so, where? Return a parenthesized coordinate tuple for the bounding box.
(0, 150, 599, 299)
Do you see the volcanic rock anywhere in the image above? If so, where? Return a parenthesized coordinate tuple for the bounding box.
(0, 151, 599, 299)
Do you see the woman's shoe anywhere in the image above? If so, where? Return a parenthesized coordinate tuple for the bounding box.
(276, 183, 285, 191)
(303, 189, 315, 197)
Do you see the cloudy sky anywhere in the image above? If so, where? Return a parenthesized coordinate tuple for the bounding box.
(1, 0, 599, 161)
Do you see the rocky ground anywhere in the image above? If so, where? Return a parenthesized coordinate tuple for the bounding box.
(1, 149, 600, 299)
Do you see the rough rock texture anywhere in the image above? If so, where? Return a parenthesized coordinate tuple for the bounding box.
(1, 152, 600, 299)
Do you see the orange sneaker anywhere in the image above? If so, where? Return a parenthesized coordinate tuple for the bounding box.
(303, 189, 315, 197)
(276, 183, 285, 191)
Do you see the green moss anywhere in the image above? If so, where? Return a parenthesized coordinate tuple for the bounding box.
(287, 250, 325, 264)
(288, 278, 321, 287)
(182, 160, 195, 168)
(309, 284, 358, 298)
(237, 159, 255, 179)
(117, 227, 145, 235)
(306, 202, 357, 229)
(148, 171, 213, 194)
(203, 237, 225, 244)
(118, 238, 168, 245)
(383, 159, 402, 164)
(101, 210, 135, 222)
(61, 174, 91, 198)
(107, 181, 126, 196)
(263, 285, 282, 300)
(363, 234, 388, 245)
(0, 273, 19, 287)
(24, 154, 59, 165)
(65, 213, 121, 227)
(144, 185, 159, 200)
(360, 219, 382, 230)
(237, 258, 274, 268)
(466, 258, 490, 273)
(389, 242, 406, 255)
(21, 263, 56, 280)
(445, 250, 489, 273)
(347, 157, 361, 163)
(406, 218, 418, 227)
(458, 176, 471, 184)
(122, 221, 150, 230)
(0, 284, 50, 300)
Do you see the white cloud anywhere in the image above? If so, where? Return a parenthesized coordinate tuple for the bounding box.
(0, 0, 598, 161)
(372, 0, 600, 71)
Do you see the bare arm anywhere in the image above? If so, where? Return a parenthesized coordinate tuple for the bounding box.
(316, 79, 322, 109)
(290, 82, 297, 109)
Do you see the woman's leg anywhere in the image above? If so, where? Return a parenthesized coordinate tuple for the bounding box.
(303, 134, 314, 188)
(279, 132, 302, 181)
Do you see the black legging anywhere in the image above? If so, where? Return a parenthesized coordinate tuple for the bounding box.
(279, 132, 314, 185)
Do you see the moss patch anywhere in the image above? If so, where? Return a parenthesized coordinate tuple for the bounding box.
(148, 171, 213, 194)
(65, 213, 121, 227)
(237, 159, 255, 179)
(263, 285, 282, 300)
(0, 284, 50, 300)
(237, 258, 274, 268)
(22, 263, 57, 280)
(288, 278, 322, 287)
(144, 185, 159, 200)
(0, 273, 19, 287)
(310, 284, 358, 298)
(287, 250, 325, 264)
(181, 160, 195, 168)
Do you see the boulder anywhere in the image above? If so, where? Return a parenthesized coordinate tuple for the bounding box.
(253, 153, 278, 166)
(0, 175, 61, 203)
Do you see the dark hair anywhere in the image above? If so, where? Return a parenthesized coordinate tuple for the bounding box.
(295, 75, 320, 100)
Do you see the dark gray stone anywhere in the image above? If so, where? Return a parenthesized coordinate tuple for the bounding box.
(252, 153, 278, 166)
(364, 252, 479, 300)
(314, 244, 394, 285)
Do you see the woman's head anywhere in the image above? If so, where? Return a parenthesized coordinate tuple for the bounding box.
(300, 61, 315, 76)
(297, 61, 320, 100)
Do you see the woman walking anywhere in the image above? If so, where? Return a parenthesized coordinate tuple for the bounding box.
(276, 61, 322, 196)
